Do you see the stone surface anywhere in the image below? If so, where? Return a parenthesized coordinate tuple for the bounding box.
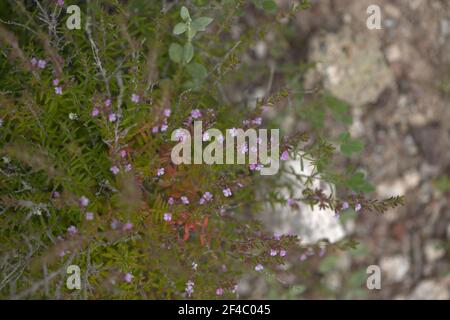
(261, 156, 346, 244)
(408, 280, 450, 300)
(380, 255, 410, 282)
(306, 26, 395, 106)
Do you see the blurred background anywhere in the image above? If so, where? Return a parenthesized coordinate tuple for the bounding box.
(235, 0, 450, 299)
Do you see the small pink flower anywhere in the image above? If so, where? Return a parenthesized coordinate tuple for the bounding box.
(202, 192, 213, 201)
(52, 78, 59, 86)
(216, 288, 224, 296)
(122, 222, 133, 231)
(174, 129, 188, 142)
(79, 196, 89, 207)
(252, 117, 262, 126)
(152, 126, 159, 133)
(30, 57, 37, 67)
(91, 107, 100, 117)
(342, 201, 349, 210)
(55, 86, 63, 95)
(287, 198, 296, 206)
(228, 128, 238, 137)
(67, 225, 77, 235)
(111, 219, 119, 230)
(124, 273, 133, 283)
(255, 264, 264, 272)
(280, 150, 289, 161)
(104, 99, 111, 107)
(86, 212, 94, 221)
(274, 232, 281, 240)
(108, 113, 117, 122)
(355, 203, 362, 212)
(222, 188, 232, 197)
(51, 191, 60, 199)
(131, 94, 140, 103)
(185, 280, 194, 297)
(56, 0, 64, 6)
(168, 197, 174, 206)
(124, 164, 132, 172)
(279, 249, 287, 257)
(181, 196, 189, 205)
(163, 213, 172, 222)
(37, 59, 46, 69)
(239, 143, 248, 154)
(163, 109, 171, 117)
(160, 124, 168, 132)
(202, 132, 210, 141)
(157, 168, 165, 176)
(300, 254, 307, 261)
(120, 150, 127, 158)
(191, 109, 201, 119)
(270, 249, 278, 256)
(249, 163, 263, 171)
(242, 120, 250, 126)
(110, 166, 120, 175)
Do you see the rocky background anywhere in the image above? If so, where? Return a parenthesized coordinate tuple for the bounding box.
(240, 0, 450, 299)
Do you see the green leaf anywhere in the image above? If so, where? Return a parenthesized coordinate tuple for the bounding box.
(173, 22, 187, 35)
(324, 94, 352, 124)
(183, 43, 194, 64)
(169, 43, 183, 63)
(262, 0, 277, 11)
(180, 6, 190, 21)
(339, 132, 364, 156)
(187, 28, 197, 41)
(186, 62, 207, 80)
(191, 17, 213, 32)
(346, 172, 375, 193)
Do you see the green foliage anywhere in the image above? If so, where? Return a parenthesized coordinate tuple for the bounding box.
(0, 0, 403, 300)
(339, 132, 364, 157)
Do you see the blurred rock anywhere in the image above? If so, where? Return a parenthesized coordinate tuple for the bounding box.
(306, 26, 395, 106)
(380, 255, 410, 282)
(408, 280, 449, 300)
(261, 156, 346, 244)
(424, 240, 445, 264)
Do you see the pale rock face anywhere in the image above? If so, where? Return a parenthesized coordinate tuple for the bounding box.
(261, 156, 346, 245)
(380, 255, 410, 282)
(408, 280, 450, 300)
(306, 26, 395, 107)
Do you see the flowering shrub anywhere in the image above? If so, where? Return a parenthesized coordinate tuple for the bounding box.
(0, 0, 403, 299)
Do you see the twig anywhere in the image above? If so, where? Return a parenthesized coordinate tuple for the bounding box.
(85, 17, 111, 97)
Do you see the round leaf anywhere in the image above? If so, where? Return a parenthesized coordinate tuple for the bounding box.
(173, 23, 187, 35)
(183, 43, 194, 64)
(180, 6, 190, 21)
(169, 43, 183, 63)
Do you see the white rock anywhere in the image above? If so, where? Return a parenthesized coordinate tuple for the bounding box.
(380, 255, 410, 282)
(408, 280, 449, 300)
(424, 241, 445, 263)
(261, 156, 346, 244)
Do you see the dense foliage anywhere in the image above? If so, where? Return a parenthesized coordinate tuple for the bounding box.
(0, 0, 403, 299)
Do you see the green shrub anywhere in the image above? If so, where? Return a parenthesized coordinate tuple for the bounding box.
(0, 0, 403, 299)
